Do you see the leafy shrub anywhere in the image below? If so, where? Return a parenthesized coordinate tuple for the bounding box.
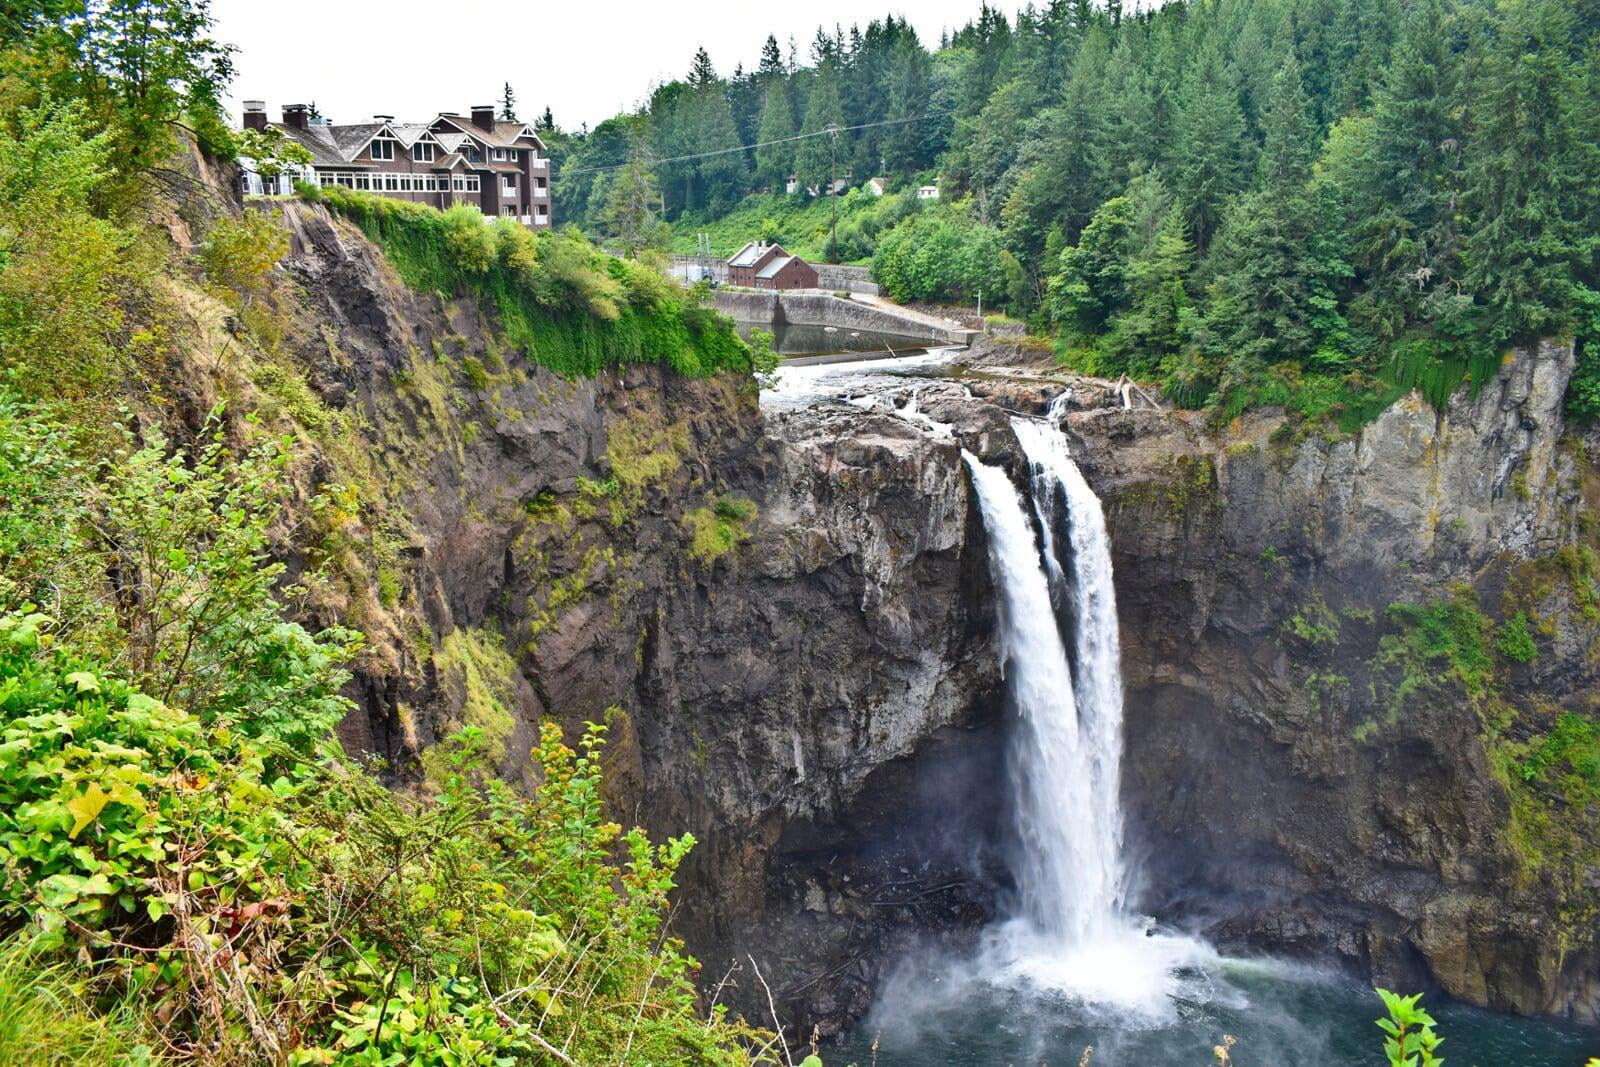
(197, 208, 288, 302)
(871, 209, 1008, 304)
(1495, 611, 1538, 663)
(1382, 593, 1494, 697)
(1375, 989, 1443, 1067)
(0, 100, 135, 408)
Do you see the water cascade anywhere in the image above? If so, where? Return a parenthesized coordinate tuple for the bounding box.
(962, 409, 1208, 1018)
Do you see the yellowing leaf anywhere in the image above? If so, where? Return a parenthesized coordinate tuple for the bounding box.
(67, 783, 110, 839)
(63, 671, 100, 694)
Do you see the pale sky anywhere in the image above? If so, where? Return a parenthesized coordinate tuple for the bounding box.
(214, 0, 1001, 133)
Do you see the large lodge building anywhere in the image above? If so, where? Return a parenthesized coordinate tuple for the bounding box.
(241, 102, 551, 229)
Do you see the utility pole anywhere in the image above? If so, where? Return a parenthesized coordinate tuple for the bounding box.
(826, 123, 840, 265)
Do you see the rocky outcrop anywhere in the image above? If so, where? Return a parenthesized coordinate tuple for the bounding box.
(1060, 340, 1600, 1023)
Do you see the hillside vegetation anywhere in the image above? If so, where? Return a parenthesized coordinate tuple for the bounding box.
(0, 4, 770, 1064)
(555, 0, 1600, 423)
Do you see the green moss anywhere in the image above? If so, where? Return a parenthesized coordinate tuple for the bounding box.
(460, 355, 490, 390)
(526, 546, 615, 649)
(436, 628, 523, 761)
(684, 496, 758, 565)
(1495, 611, 1538, 664)
(1382, 591, 1494, 697)
(1282, 592, 1340, 647)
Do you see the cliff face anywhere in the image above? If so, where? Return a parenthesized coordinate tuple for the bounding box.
(260, 199, 1597, 1033)
(266, 202, 1004, 1030)
(1062, 341, 1600, 1022)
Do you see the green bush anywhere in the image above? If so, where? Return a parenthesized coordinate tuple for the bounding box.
(1495, 611, 1538, 663)
(871, 209, 1008, 305)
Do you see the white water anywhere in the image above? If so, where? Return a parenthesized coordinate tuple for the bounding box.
(962, 408, 1211, 1021)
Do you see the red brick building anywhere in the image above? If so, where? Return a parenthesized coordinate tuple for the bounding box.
(240, 102, 551, 229)
(753, 254, 819, 291)
(727, 240, 786, 286)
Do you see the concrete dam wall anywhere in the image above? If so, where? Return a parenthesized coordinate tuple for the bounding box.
(711, 290, 979, 345)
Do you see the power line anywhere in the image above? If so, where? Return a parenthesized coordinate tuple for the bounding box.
(556, 111, 949, 179)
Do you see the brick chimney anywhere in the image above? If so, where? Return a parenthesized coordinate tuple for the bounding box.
(242, 100, 267, 130)
(373, 114, 394, 123)
(282, 103, 308, 130)
(471, 105, 496, 132)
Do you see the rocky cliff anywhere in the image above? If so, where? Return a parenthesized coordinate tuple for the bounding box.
(239, 194, 1598, 1036)
(1065, 340, 1600, 1024)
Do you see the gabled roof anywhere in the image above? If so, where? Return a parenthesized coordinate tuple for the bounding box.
(432, 114, 546, 152)
(729, 241, 786, 268)
(756, 255, 799, 280)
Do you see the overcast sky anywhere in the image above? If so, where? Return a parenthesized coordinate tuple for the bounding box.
(214, 0, 999, 133)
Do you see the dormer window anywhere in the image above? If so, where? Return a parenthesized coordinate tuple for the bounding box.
(412, 142, 435, 162)
(491, 147, 508, 162)
(465, 144, 482, 162)
(369, 137, 396, 161)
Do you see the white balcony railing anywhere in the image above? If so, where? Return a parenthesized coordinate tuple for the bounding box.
(530, 157, 549, 170)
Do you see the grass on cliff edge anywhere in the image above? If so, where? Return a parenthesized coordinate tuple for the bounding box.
(307, 184, 751, 381)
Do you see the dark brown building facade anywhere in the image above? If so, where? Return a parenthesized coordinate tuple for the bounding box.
(240, 101, 551, 229)
(727, 240, 787, 287)
(753, 254, 819, 291)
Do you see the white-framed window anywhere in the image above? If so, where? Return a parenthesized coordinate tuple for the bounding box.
(501, 174, 517, 195)
(412, 142, 435, 162)
(464, 145, 482, 162)
(369, 138, 396, 160)
(384, 175, 398, 191)
(466, 175, 479, 192)
(491, 147, 508, 162)
(355, 174, 371, 190)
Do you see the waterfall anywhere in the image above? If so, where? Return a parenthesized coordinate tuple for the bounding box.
(963, 405, 1209, 1018)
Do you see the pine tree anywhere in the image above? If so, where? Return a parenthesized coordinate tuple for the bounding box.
(1462, 0, 1588, 347)
(758, 34, 785, 81)
(1174, 42, 1247, 255)
(881, 37, 932, 177)
(500, 82, 517, 121)
(794, 62, 843, 192)
(688, 47, 718, 90)
(754, 78, 796, 192)
(1349, 0, 1463, 344)
(600, 120, 666, 258)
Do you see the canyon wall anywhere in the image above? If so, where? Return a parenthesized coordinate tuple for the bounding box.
(263, 199, 1597, 1034)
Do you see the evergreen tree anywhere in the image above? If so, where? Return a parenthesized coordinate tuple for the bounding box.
(500, 82, 517, 121)
(794, 61, 843, 191)
(1462, 0, 1589, 347)
(754, 78, 797, 191)
(881, 36, 933, 177)
(758, 34, 785, 81)
(1349, 0, 1464, 345)
(1174, 41, 1247, 254)
(688, 46, 717, 90)
(600, 119, 667, 258)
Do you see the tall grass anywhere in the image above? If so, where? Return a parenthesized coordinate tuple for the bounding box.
(0, 938, 158, 1066)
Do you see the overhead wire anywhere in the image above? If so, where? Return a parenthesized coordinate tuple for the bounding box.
(555, 110, 951, 179)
